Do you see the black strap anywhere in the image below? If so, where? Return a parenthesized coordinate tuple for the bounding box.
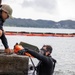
(52, 58, 57, 71)
(29, 57, 36, 75)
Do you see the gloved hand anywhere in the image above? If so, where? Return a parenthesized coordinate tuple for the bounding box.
(17, 48, 28, 55)
(17, 49, 25, 55)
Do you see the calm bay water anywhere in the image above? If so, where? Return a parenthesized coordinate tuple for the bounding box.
(0, 27, 75, 75)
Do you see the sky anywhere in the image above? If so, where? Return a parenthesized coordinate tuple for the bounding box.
(2, 0, 75, 21)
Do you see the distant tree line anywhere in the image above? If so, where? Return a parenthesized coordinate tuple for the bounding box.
(4, 18, 75, 29)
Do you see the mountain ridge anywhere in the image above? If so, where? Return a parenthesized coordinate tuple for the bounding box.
(4, 18, 75, 29)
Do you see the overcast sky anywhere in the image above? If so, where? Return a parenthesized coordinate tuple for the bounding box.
(2, 0, 75, 21)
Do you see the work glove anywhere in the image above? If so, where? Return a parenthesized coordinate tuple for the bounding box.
(17, 48, 28, 55)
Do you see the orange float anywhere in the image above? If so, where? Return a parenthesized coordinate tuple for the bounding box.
(14, 43, 33, 57)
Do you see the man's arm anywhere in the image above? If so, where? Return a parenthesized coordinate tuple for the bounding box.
(0, 0, 2, 5)
(0, 32, 9, 49)
(19, 48, 53, 65)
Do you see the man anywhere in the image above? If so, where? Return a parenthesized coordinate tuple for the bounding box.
(17, 45, 57, 75)
(0, 4, 13, 54)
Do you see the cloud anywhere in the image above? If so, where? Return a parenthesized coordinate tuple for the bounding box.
(2, 0, 24, 4)
(22, 0, 57, 14)
(2, 0, 7, 1)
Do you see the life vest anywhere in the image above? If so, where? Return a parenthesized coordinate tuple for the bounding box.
(14, 43, 33, 57)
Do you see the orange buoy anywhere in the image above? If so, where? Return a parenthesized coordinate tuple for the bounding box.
(14, 43, 24, 53)
(14, 43, 33, 57)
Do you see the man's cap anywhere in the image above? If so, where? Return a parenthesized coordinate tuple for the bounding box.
(1, 4, 13, 18)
